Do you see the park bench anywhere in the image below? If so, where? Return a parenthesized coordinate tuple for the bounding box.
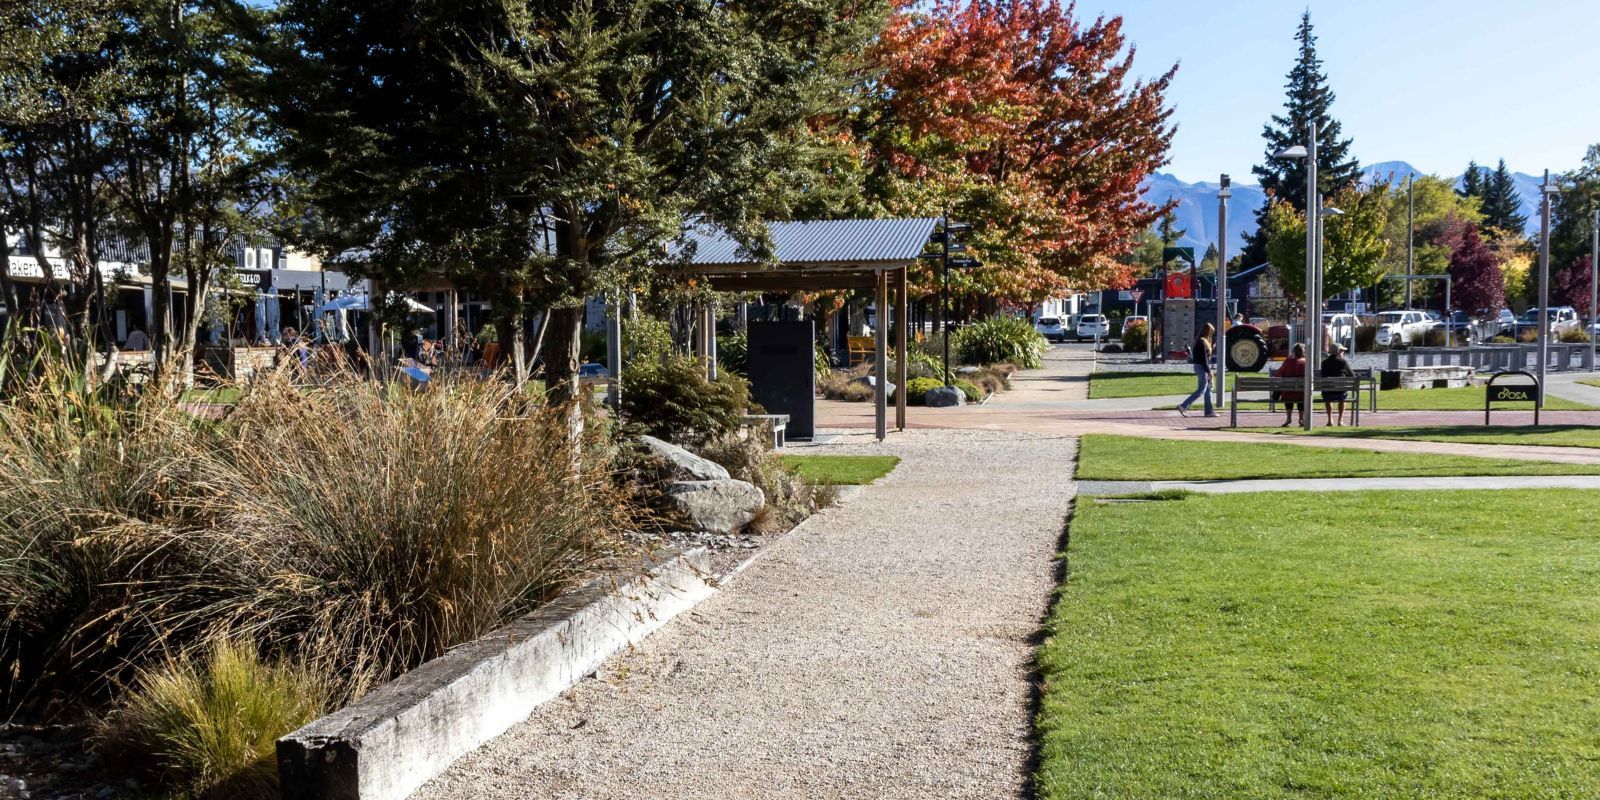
(1230, 375, 1367, 427)
(846, 336, 875, 367)
(741, 413, 790, 448)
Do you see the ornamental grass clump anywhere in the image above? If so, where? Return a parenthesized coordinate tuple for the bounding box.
(0, 365, 632, 716)
(953, 316, 1047, 369)
(100, 639, 329, 800)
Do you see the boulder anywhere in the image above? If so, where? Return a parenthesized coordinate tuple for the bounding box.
(850, 374, 896, 399)
(668, 479, 766, 534)
(639, 435, 730, 481)
(925, 386, 966, 407)
(955, 365, 981, 376)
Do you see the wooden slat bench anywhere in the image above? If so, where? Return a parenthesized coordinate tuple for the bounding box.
(1230, 375, 1368, 427)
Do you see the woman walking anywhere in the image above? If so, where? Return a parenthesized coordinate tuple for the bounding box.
(1177, 323, 1217, 417)
(1320, 342, 1355, 426)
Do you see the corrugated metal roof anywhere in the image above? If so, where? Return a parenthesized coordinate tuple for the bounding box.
(682, 218, 940, 268)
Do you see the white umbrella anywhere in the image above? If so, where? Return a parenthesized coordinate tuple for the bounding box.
(316, 293, 434, 314)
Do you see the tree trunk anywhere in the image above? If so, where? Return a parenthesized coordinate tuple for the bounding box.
(544, 305, 583, 405)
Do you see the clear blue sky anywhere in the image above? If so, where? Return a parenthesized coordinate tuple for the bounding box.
(1087, 0, 1600, 183)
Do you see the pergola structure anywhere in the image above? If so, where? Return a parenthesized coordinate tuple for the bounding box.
(679, 218, 941, 440)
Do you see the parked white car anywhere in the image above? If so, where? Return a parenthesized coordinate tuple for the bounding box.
(1374, 310, 1433, 348)
(1075, 314, 1109, 341)
(1322, 313, 1359, 347)
(1035, 316, 1067, 342)
(1515, 306, 1580, 338)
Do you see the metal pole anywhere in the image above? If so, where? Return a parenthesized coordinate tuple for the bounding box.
(605, 293, 622, 409)
(1538, 169, 1552, 405)
(1405, 174, 1414, 309)
(1303, 123, 1318, 431)
(1215, 175, 1229, 409)
(1591, 208, 1598, 371)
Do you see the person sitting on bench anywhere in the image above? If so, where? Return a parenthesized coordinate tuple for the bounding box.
(1320, 342, 1355, 426)
(1275, 343, 1308, 427)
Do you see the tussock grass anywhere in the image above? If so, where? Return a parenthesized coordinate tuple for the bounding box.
(0, 365, 632, 714)
(100, 640, 329, 800)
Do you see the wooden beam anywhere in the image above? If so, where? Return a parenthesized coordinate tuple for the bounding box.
(875, 269, 888, 441)
(895, 267, 908, 431)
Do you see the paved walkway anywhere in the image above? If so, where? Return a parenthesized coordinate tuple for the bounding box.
(414, 429, 1077, 800)
(1083, 474, 1600, 495)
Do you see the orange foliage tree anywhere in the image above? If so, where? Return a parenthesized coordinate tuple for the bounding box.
(861, 0, 1176, 307)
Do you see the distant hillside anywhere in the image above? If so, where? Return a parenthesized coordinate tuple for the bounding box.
(1143, 161, 1545, 252)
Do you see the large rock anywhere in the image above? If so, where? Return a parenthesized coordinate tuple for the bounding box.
(850, 374, 896, 399)
(925, 385, 966, 407)
(639, 435, 729, 481)
(668, 479, 766, 534)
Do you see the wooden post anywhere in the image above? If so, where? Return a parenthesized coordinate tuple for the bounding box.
(895, 266, 908, 430)
(875, 269, 888, 441)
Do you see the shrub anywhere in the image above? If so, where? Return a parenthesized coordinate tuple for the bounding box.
(1518, 327, 1539, 343)
(1422, 327, 1449, 347)
(952, 316, 1047, 369)
(0, 367, 629, 715)
(1490, 334, 1515, 343)
(101, 640, 328, 800)
(954, 379, 983, 403)
(716, 332, 749, 374)
(904, 376, 943, 405)
(624, 316, 673, 360)
(1354, 325, 1379, 352)
(1120, 319, 1149, 352)
(1560, 328, 1591, 343)
(622, 354, 752, 446)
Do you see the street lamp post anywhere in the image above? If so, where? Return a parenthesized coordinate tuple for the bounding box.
(1405, 174, 1414, 309)
(1272, 122, 1318, 430)
(1215, 174, 1231, 409)
(1538, 171, 1557, 404)
(1591, 207, 1598, 372)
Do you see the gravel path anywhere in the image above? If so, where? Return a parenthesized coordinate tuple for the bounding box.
(413, 428, 1077, 800)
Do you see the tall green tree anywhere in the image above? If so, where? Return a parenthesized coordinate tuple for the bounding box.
(1458, 160, 1483, 198)
(1551, 144, 1600, 275)
(1378, 174, 1482, 300)
(262, 0, 880, 402)
(1480, 159, 1528, 235)
(0, 0, 124, 369)
(1157, 209, 1185, 248)
(106, 0, 276, 388)
(1260, 182, 1389, 301)
(1242, 11, 1360, 267)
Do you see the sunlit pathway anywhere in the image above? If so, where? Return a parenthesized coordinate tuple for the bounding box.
(413, 428, 1077, 800)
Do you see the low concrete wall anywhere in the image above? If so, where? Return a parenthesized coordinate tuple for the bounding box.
(277, 547, 714, 800)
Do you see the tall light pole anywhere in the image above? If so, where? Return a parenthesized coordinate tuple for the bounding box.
(1590, 206, 1598, 372)
(1267, 124, 1318, 428)
(1215, 174, 1231, 409)
(1405, 174, 1414, 309)
(1538, 170, 1557, 404)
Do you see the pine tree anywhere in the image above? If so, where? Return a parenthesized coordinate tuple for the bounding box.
(1479, 160, 1527, 234)
(1158, 210, 1186, 247)
(1459, 161, 1483, 199)
(1241, 11, 1360, 267)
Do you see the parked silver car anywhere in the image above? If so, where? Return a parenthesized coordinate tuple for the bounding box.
(1075, 314, 1109, 341)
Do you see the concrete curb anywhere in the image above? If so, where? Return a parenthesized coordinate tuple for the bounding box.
(276, 547, 714, 800)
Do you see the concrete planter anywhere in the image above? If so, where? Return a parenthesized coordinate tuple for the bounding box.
(277, 547, 714, 800)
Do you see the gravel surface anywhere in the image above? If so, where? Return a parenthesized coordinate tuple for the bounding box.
(414, 428, 1078, 800)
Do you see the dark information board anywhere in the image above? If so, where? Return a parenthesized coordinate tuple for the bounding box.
(747, 321, 816, 440)
(1485, 371, 1539, 425)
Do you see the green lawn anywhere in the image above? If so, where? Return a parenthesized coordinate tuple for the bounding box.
(1089, 370, 1252, 399)
(181, 387, 244, 405)
(1239, 424, 1600, 449)
(778, 454, 900, 485)
(1580, 378, 1600, 389)
(1036, 488, 1600, 799)
(1076, 433, 1600, 480)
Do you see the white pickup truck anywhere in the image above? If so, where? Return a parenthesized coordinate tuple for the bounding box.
(1374, 310, 1433, 348)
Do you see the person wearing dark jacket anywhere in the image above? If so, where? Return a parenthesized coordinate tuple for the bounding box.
(1177, 323, 1217, 417)
(1320, 342, 1355, 426)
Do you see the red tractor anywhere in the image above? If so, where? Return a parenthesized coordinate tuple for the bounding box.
(1224, 321, 1271, 372)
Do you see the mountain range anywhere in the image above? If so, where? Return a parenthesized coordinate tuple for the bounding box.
(1140, 161, 1546, 256)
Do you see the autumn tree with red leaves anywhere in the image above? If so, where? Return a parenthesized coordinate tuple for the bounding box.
(860, 0, 1176, 305)
(1435, 217, 1505, 315)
